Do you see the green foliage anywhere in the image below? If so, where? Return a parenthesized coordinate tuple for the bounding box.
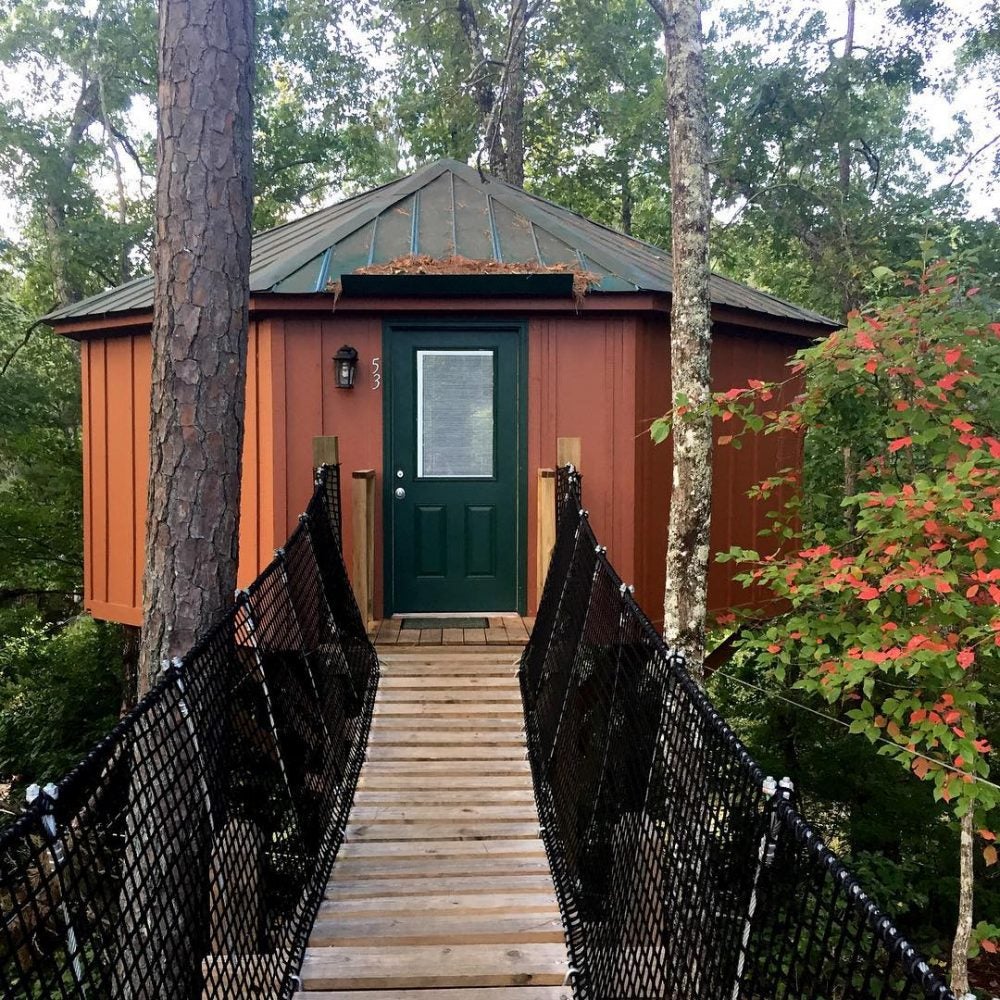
(0, 609, 122, 782)
(0, 268, 82, 602)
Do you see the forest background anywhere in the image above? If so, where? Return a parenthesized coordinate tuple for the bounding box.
(0, 0, 998, 984)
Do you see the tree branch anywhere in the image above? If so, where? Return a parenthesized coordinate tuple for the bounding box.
(945, 132, 1000, 190)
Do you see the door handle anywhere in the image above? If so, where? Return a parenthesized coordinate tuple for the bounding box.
(394, 487, 406, 500)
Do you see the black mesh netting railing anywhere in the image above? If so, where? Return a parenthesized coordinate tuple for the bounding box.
(522, 465, 955, 1000)
(0, 464, 378, 999)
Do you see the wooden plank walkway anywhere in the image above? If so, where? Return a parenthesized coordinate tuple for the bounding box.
(297, 645, 570, 999)
(373, 616, 535, 647)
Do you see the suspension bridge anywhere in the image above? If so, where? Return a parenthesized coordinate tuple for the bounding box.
(0, 464, 956, 999)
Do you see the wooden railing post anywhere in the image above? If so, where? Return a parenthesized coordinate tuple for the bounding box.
(352, 470, 376, 627)
(536, 468, 556, 608)
(557, 435, 581, 471)
(312, 435, 340, 469)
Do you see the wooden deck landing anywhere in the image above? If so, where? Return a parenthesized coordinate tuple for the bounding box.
(297, 644, 570, 999)
(372, 616, 535, 647)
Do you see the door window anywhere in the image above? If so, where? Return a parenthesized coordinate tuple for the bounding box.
(416, 350, 495, 478)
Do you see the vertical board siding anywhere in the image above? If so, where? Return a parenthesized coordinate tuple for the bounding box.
(84, 324, 270, 624)
(527, 314, 638, 614)
(634, 317, 805, 625)
(80, 341, 93, 614)
(80, 308, 806, 628)
(276, 314, 384, 613)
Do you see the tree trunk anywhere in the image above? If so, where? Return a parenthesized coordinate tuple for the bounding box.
(621, 168, 633, 234)
(500, 0, 528, 186)
(951, 808, 974, 996)
(651, 0, 713, 674)
(138, 0, 255, 691)
(837, 0, 856, 198)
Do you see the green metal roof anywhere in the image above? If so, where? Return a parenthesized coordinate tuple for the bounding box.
(46, 158, 837, 328)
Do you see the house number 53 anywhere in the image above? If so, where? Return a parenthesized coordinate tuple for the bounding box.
(372, 357, 381, 390)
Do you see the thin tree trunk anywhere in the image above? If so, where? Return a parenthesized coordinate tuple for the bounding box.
(951, 809, 974, 996)
(651, 0, 713, 674)
(500, 0, 528, 186)
(621, 168, 633, 234)
(138, 0, 255, 691)
(837, 0, 856, 198)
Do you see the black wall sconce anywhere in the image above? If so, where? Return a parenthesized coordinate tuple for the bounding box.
(333, 345, 358, 389)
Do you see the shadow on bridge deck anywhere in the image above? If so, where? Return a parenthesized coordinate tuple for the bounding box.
(295, 640, 571, 998)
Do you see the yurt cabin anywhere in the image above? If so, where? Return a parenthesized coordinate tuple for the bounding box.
(46, 158, 837, 629)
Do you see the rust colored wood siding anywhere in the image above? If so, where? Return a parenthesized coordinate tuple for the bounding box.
(527, 314, 638, 613)
(634, 317, 804, 625)
(82, 322, 275, 625)
(271, 314, 385, 614)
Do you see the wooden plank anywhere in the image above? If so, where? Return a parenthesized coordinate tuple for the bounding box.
(326, 875, 555, 899)
(308, 912, 564, 947)
(339, 838, 544, 860)
(557, 436, 581, 470)
(381, 647, 524, 657)
(369, 731, 523, 746)
(312, 435, 340, 467)
(354, 794, 535, 810)
(345, 823, 540, 842)
(299, 943, 568, 991)
(463, 628, 487, 644)
(379, 676, 517, 689)
(361, 760, 530, 774)
(351, 470, 376, 627)
(379, 688, 521, 702)
(359, 774, 531, 791)
(536, 468, 556, 608)
(442, 628, 465, 644)
(348, 806, 540, 823)
(371, 715, 523, 730)
(331, 855, 549, 878)
(296, 985, 572, 999)
(377, 619, 402, 645)
(485, 628, 510, 645)
(374, 703, 522, 716)
(505, 618, 531, 641)
(366, 746, 525, 763)
(318, 892, 557, 918)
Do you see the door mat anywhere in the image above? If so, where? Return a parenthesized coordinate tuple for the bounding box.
(400, 617, 489, 630)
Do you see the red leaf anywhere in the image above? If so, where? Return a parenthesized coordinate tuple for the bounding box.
(855, 331, 876, 350)
(888, 436, 912, 453)
(858, 586, 880, 600)
(980, 829, 996, 842)
(945, 347, 963, 365)
(957, 648, 975, 670)
(952, 418, 973, 432)
(937, 373, 961, 391)
(986, 846, 998, 867)
(983, 937, 998, 953)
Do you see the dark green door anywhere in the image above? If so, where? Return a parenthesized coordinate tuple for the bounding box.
(386, 325, 523, 613)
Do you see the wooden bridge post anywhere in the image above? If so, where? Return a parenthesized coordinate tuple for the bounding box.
(352, 470, 376, 628)
(312, 435, 340, 469)
(557, 435, 581, 471)
(536, 469, 556, 607)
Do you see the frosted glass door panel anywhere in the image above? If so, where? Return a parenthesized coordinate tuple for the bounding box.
(417, 350, 495, 478)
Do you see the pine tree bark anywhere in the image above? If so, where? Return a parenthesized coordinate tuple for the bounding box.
(650, 0, 713, 673)
(138, 0, 255, 691)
